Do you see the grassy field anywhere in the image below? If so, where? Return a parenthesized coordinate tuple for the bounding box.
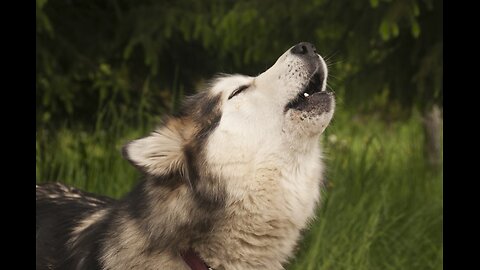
(36, 107, 443, 270)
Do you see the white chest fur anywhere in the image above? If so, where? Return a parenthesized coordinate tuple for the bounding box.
(198, 135, 325, 269)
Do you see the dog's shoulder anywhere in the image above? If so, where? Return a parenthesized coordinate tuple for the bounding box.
(36, 183, 114, 270)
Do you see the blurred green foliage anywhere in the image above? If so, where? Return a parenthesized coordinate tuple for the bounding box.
(36, 0, 442, 129)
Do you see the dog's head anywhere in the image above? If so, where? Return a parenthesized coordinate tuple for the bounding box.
(123, 42, 335, 188)
(212, 42, 334, 141)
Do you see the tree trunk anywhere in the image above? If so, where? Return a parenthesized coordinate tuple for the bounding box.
(422, 104, 443, 169)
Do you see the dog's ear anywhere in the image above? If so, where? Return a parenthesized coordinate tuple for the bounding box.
(122, 126, 187, 177)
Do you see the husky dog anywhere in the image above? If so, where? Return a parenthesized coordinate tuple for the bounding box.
(36, 42, 335, 270)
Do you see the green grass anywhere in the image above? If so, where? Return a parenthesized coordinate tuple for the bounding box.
(36, 109, 442, 270)
(288, 111, 443, 270)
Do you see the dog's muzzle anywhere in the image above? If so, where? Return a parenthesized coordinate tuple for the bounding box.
(285, 42, 333, 115)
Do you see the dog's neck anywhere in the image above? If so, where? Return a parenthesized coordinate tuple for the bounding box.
(101, 138, 324, 270)
(191, 140, 324, 269)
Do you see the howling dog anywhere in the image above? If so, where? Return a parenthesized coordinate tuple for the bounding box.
(36, 42, 335, 270)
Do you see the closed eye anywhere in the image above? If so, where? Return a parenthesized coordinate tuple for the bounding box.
(228, 85, 249, 100)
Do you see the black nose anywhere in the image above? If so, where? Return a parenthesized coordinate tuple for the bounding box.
(290, 42, 317, 56)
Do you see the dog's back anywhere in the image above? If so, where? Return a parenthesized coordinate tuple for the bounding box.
(36, 183, 114, 270)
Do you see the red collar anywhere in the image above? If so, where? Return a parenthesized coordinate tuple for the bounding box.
(181, 248, 212, 270)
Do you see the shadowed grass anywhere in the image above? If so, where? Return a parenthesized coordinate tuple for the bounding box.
(36, 108, 442, 270)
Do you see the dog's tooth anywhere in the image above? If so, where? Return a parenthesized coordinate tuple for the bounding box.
(304, 93, 309, 97)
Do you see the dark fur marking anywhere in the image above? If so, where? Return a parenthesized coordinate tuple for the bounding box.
(198, 94, 221, 118)
(36, 183, 113, 270)
(59, 211, 113, 270)
(172, 90, 212, 119)
(124, 181, 150, 221)
(182, 92, 225, 209)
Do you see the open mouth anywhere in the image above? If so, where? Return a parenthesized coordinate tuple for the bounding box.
(285, 72, 329, 112)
